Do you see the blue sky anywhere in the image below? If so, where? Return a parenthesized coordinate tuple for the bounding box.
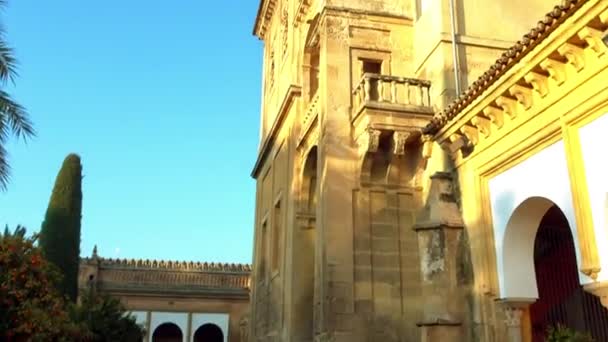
(0, 1, 263, 264)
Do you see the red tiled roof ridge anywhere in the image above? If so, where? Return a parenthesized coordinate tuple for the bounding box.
(423, 0, 587, 135)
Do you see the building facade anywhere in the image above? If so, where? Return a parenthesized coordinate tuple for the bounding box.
(79, 250, 251, 342)
(249, 0, 608, 341)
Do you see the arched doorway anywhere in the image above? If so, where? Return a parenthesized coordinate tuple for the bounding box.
(529, 205, 608, 341)
(193, 323, 224, 342)
(152, 322, 182, 342)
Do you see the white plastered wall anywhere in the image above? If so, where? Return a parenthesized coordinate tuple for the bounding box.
(579, 112, 608, 282)
(488, 139, 589, 299)
(191, 313, 229, 342)
(149, 312, 188, 342)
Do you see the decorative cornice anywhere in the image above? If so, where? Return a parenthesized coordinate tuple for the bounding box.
(423, 0, 587, 135)
(432, 0, 608, 161)
(251, 85, 302, 178)
(253, 0, 279, 39)
(81, 257, 251, 274)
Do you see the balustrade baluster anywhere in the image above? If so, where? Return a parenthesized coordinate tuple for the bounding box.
(391, 80, 397, 103)
(364, 78, 371, 101)
(419, 85, 424, 106)
(377, 79, 384, 102)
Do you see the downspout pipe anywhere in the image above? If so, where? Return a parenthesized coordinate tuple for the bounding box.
(448, 0, 462, 96)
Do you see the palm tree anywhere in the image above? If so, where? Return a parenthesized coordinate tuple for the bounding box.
(0, 0, 35, 191)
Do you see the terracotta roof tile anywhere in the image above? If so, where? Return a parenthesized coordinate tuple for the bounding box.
(423, 0, 586, 135)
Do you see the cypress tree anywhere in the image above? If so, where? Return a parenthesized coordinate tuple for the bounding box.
(39, 153, 83, 302)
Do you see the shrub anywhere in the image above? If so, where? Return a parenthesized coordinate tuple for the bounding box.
(0, 225, 82, 341)
(546, 324, 594, 342)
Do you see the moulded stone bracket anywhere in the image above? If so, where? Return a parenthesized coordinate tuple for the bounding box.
(509, 84, 534, 110)
(584, 281, 608, 309)
(540, 58, 566, 85)
(421, 135, 434, 160)
(557, 42, 586, 72)
(471, 115, 491, 138)
(523, 72, 549, 97)
(483, 106, 505, 129)
(578, 26, 607, 56)
(393, 131, 410, 155)
(357, 128, 381, 155)
(495, 96, 519, 119)
(460, 124, 479, 146)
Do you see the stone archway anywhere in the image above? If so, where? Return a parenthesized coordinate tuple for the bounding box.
(193, 323, 224, 342)
(500, 197, 608, 341)
(152, 322, 182, 342)
(501, 197, 581, 299)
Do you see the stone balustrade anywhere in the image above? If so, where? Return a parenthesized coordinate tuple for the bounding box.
(352, 73, 431, 111)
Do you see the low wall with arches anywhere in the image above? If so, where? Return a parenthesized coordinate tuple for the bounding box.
(78, 255, 251, 342)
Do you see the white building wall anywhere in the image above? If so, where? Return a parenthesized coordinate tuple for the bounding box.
(579, 112, 608, 282)
(488, 139, 589, 299)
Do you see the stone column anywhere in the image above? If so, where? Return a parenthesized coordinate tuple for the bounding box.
(496, 299, 535, 342)
(413, 172, 465, 342)
(584, 280, 608, 309)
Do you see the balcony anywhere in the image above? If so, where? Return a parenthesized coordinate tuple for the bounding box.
(351, 73, 434, 139)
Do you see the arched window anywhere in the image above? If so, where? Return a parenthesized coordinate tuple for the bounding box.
(302, 146, 318, 213)
(152, 322, 182, 342)
(193, 323, 224, 342)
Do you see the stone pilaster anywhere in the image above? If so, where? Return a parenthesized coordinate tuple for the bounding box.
(496, 298, 535, 342)
(413, 172, 465, 342)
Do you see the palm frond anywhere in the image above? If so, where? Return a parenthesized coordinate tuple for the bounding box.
(0, 142, 9, 191)
(0, 39, 18, 84)
(0, 89, 35, 140)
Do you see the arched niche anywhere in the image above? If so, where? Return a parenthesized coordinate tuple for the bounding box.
(301, 146, 318, 215)
(501, 197, 581, 299)
(303, 14, 320, 101)
(152, 322, 182, 342)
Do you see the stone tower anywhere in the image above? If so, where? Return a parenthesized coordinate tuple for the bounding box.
(249, 0, 551, 341)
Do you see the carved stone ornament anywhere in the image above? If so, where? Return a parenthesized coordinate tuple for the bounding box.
(393, 131, 410, 155)
(577, 26, 607, 56)
(358, 128, 381, 154)
(523, 72, 549, 97)
(509, 84, 533, 110)
(495, 96, 518, 119)
(557, 42, 585, 72)
(483, 106, 504, 129)
(540, 58, 566, 85)
(495, 298, 536, 327)
(471, 115, 491, 138)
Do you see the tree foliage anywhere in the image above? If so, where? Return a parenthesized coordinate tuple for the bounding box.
(0, 225, 81, 341)
(1, 226, 144, 341)
(39, 154, 83, 302)
(70, 289, 144, 342)
(0, 0, 36, 191)
(546, 324, 594, 342)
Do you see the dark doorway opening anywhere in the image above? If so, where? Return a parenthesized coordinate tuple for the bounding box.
(152, 322, 182, 342)
(193, 323, 224, 342)
(530, 205, 608, 341)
